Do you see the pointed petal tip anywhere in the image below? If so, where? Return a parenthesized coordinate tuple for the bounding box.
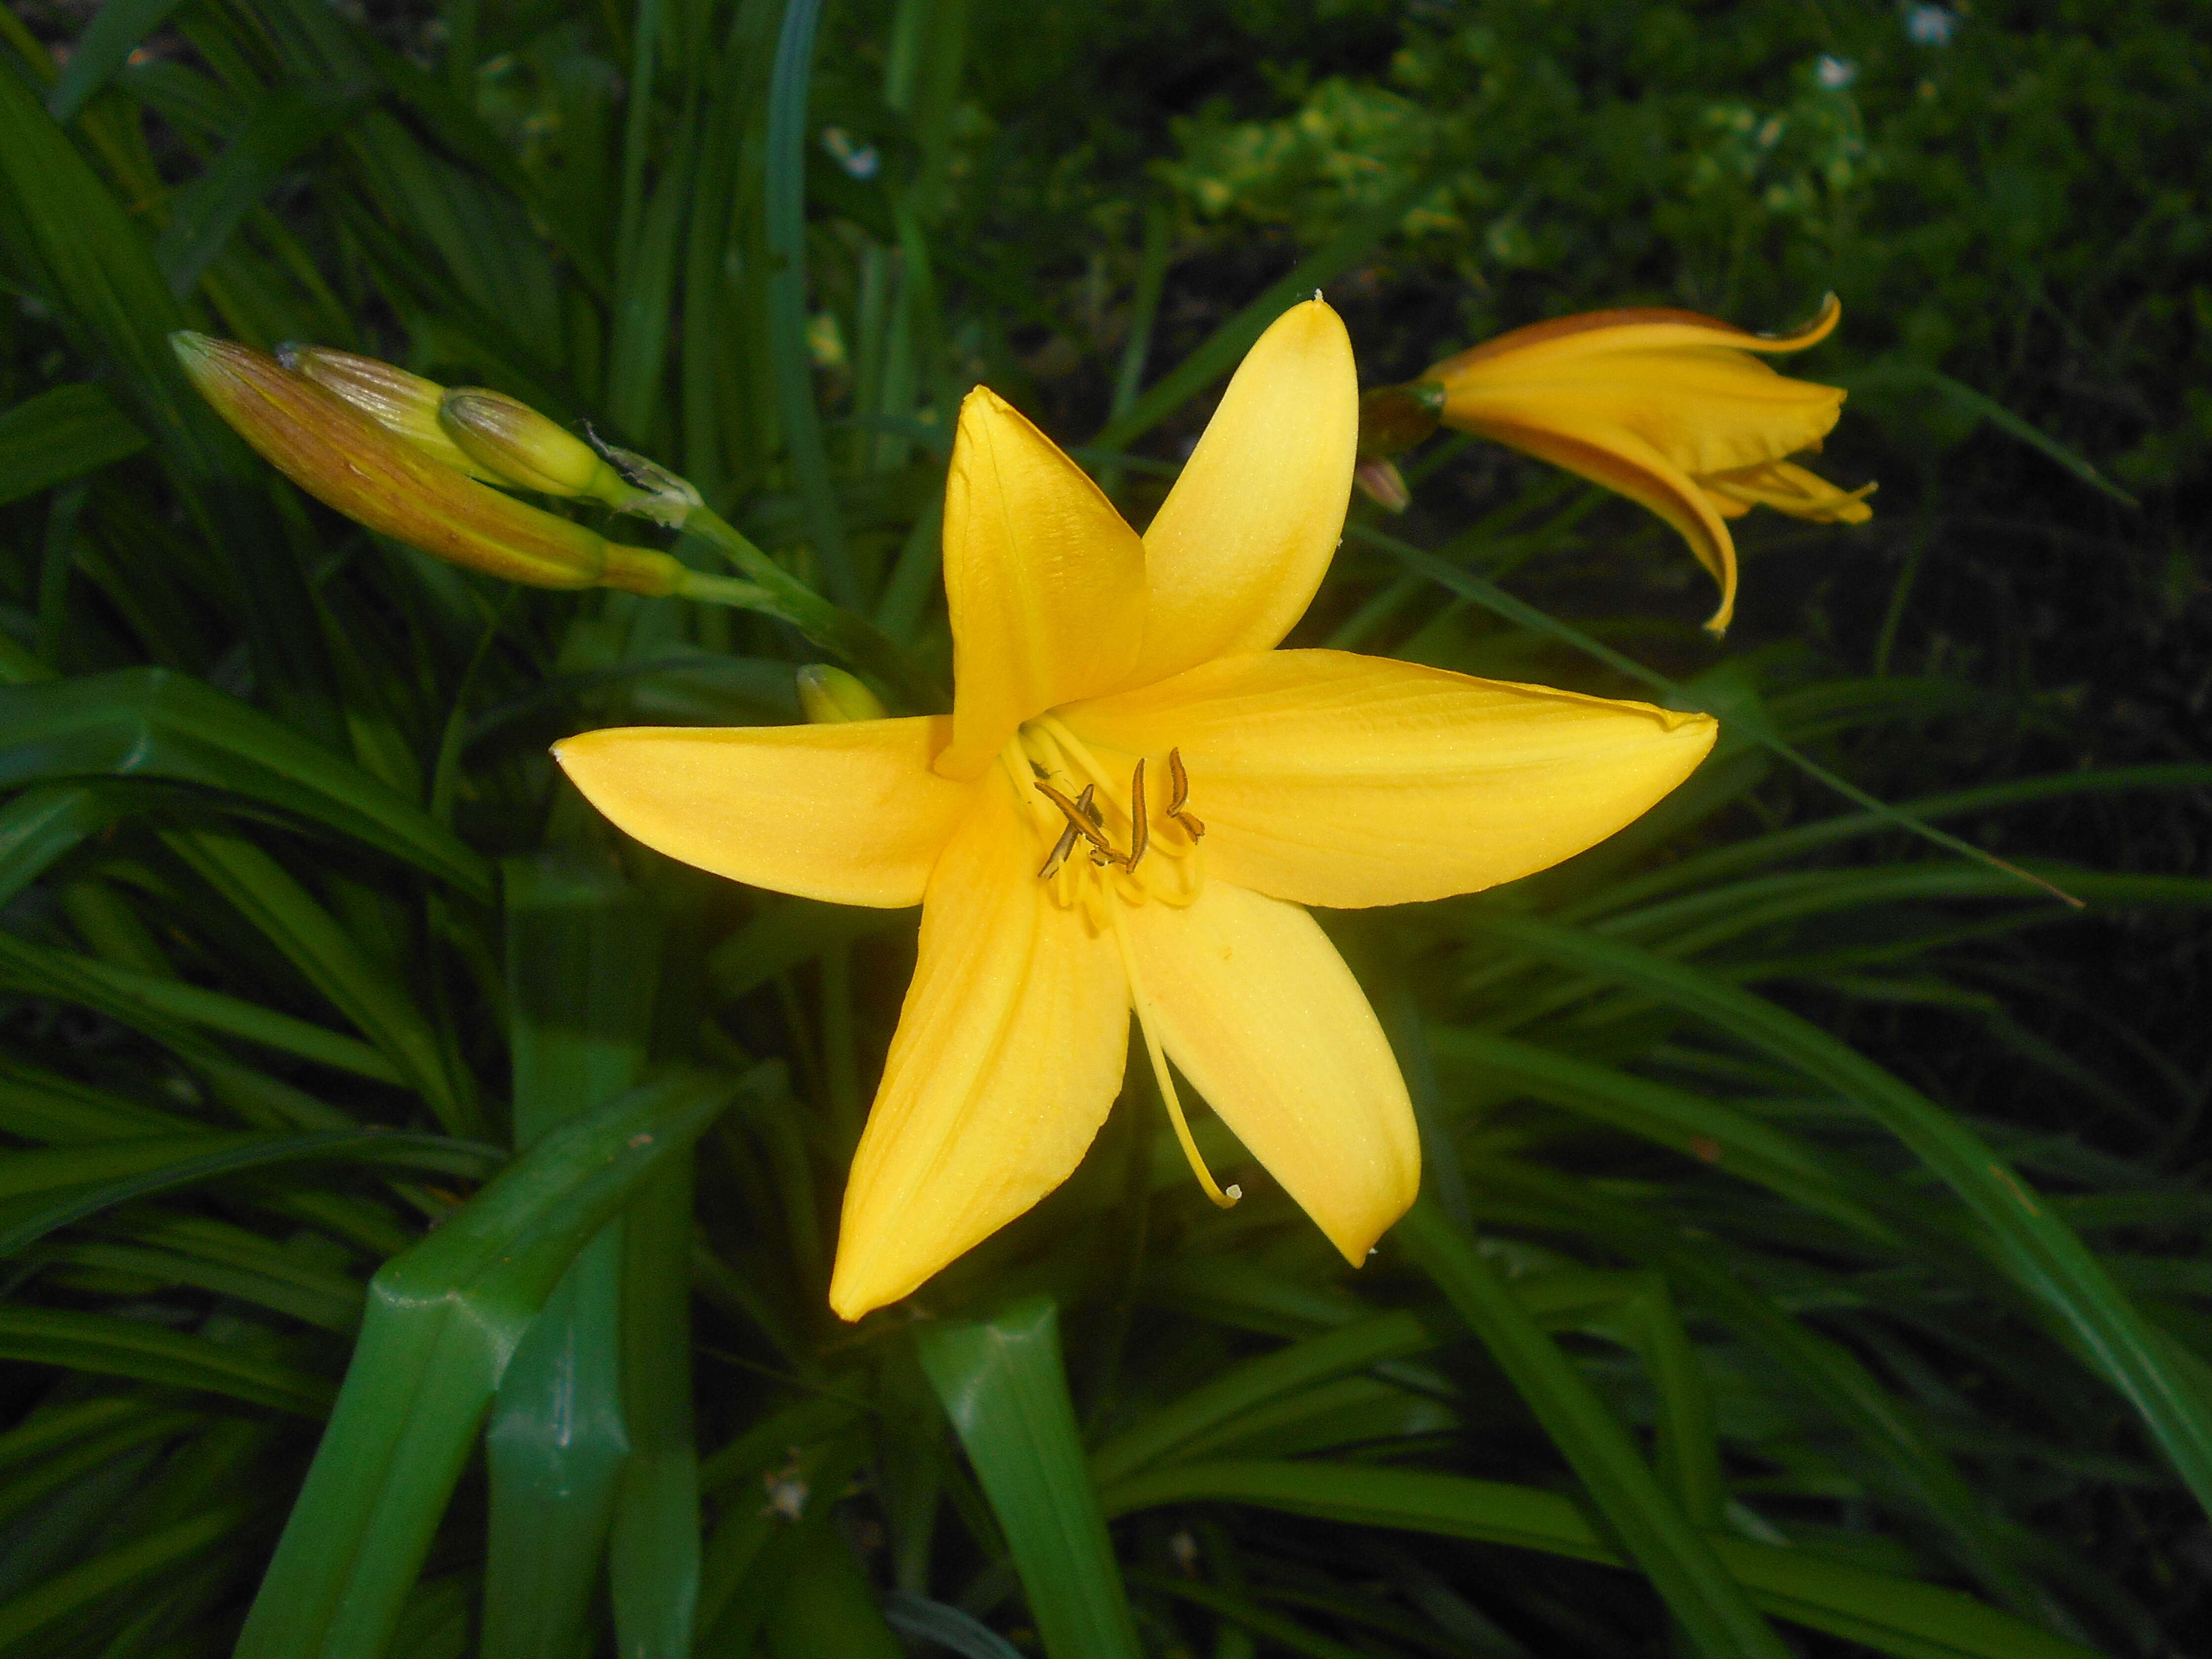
(1323, 1181, 1419, 1270)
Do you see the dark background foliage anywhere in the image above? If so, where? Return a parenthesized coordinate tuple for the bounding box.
(2, 0, 2209, 1653)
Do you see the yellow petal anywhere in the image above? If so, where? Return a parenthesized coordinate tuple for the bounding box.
(1470, 413, 1742, 631)
(1127, 298, 1358, 686)
(1119, 880, 1418, 1265)
(937, 388, 1145, 779)
(1065, 649, 1718, 909)
(1428, 293, 1842, 375)
(1699, 458, 1875, 524)
(1440, 348, 1844, 480)
(830, 782, 1128, 1319)
(552, 718, 972, 909)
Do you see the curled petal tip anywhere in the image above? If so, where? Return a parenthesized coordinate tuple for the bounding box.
(1750, 291, 1843, 352)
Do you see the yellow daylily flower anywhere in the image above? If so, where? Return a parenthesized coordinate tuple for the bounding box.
(553, 299, 1718, 1321)
(1419, 295, 1872, 634)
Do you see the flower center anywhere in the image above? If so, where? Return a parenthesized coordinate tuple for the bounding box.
(998, 717, 1239, 1213)
(1000, 717, 1207, 919)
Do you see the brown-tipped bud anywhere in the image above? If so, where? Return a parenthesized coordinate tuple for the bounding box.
(439, 388, 633, 503)
(173, 332, 684, 597)
(795, 664, 888, 724)
(1352, 456, 1412, 513)
(1357, 381, 1445, 457)
(278, 343, 491, 479)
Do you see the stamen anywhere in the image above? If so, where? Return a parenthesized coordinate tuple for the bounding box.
(1038, 783, 1094, 878)
(1167, 747, 1206, 840)
(1126, 759, 1149, 871)
(1110, 912, 1240, 1210)
(1036, 780, 1125, 866)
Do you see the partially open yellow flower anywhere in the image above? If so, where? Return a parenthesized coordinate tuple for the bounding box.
(554, 299, 1717, 1320)
(1421, 295, 1871, 633)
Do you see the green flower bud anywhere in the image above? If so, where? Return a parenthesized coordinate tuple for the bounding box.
(795, 665, 888, 724)
(439, 388, 634, 503)
(1352, 456, 1411, 513)
(173, 332, 683, 597)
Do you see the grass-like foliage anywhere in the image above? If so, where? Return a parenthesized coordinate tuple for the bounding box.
(1, 0, 2208, 1654)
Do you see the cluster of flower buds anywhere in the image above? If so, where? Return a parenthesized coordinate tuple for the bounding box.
(171, 333, 704, 594)
(1351, 297, 1874, 633)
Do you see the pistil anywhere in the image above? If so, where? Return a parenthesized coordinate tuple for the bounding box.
(1109, 908, 1240, 1210)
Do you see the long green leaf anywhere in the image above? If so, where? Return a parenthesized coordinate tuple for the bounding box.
(482, 856, 662, 1659)
(0, 383, 147, 506)
(1474, 910, 2212, 1518)
(0, 1129, 499, 1257)
(1092, 178, 1429, 453)
(764, 0, 855, 605)
(1395, 1199, 1792, 1659)
(0, 61, 340, 735)
(156, 81, 370, 296)
(0, 927, 407, 1085)
(0, 1501, 250, 1649)
(1101, 1460, 2101, 1659)
(0, 668, 491, 898)
(0, 1307, 333, 1415)
(234, 1066, 744, 1659)
(167, 828, 474, 1130)
(44, 0, 193, 124)
(917, 1298, 1142, 1659)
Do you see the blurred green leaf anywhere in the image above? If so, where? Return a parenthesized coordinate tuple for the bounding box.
(1102, 1460, 2101, 1659)
(1397, 1199, 1791, 1659)
(0, 385, 147, 507)
(0, 1128, 497, 1257)
(0, 1307, 332, 1415)
(0, 669, 491, 898)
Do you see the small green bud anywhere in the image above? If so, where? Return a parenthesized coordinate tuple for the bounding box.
(1356, 381, 1446, 457)
(796, 665, 888, 724)
(1352, 456, 1411, 513)
(439, 388, 633, 502)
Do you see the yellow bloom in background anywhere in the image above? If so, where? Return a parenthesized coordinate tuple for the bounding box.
(555, 300, 1717, 1320)
(1420, 295, 1872, 633)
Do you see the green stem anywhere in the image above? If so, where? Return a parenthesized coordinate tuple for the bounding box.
(674, 508, 946, 711)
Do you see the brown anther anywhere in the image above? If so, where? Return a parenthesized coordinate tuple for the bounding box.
(1167, 747, 1206, 840)
(1126, 759, 1149, 871)
(1038, 783, 1099, 878)
(1036, 781, 1126, 869)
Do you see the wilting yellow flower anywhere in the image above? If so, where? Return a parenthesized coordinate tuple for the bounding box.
(554, 300, 1717, 1320)
(1418, 296, 1872, 633)
(173, 333, 684, 595)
